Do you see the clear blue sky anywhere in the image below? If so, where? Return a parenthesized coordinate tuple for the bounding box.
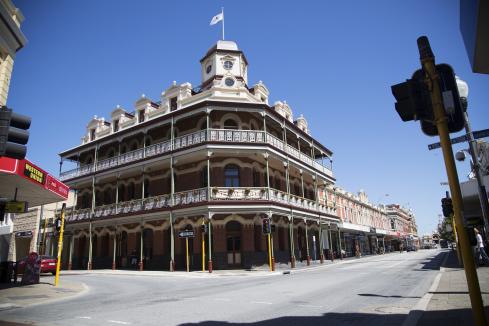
(9, 1, 489, 236)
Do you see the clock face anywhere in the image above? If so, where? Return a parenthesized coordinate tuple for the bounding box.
(206, 65, 212, 74)
(224, 78, 235, 87)
(223, 60, 233, 70)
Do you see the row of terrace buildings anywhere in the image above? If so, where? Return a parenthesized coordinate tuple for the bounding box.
(51, 41, 418, 272)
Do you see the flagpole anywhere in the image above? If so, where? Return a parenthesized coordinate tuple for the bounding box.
(221, 7, 225, 40)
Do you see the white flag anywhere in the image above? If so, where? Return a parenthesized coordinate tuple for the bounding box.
(210, 12, 223, 26)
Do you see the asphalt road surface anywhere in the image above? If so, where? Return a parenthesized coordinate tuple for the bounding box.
(0, 249, 445, 326)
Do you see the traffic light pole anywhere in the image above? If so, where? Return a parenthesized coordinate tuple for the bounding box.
(417, 36, 487, 326)
(54, 203, 66, 287)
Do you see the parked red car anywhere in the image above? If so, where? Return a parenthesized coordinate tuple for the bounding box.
(16, 255, 57, 275)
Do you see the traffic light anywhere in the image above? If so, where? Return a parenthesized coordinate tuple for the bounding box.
(391, 64, 465, 137)
(441, 197, 453, 218)
(0, 106, 31, 160)
(262, 218, 271, 234)
(55, 217, 62, 232)
(201, 224, 208, 234)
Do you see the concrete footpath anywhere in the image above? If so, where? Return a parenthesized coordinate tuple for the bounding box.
(0, 278, 88, 311)
(414, 249, 489, 326)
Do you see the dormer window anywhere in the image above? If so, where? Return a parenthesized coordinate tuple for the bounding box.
(170, 97, 177, 111)
(113, 119, 119, 132)
(206, 64, 212, 74)
(223, 60, 233, 70)
(138, 110, 145, 123)
(90, 128, 96, 141)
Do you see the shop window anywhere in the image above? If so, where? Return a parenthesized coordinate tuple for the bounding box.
(224, 164, 240, 187)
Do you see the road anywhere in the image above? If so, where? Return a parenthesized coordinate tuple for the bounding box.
(0, 249, 446, 326)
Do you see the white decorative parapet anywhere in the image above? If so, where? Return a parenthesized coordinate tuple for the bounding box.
(210, 187, 268, 200)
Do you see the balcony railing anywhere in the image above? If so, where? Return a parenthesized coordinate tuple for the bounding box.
(66, 187, 337, 223)
(210, 187, 268, 200)
(60, 129, 332, 180)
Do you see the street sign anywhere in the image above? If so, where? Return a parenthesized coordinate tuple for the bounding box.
(15, 231, 32, 238)
(428, 128, 489, 150)
(178, 230, 195, 238)
(5, 201, 28, 213)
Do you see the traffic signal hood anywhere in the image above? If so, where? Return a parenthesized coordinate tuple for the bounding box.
(441, 197, 454, 218)
(201, 224, 208, 234)
(55, 217, 62, 232)
(391, 64, 465, 136)
(262, 218, 271, 234)
(0, 106, 31, 160)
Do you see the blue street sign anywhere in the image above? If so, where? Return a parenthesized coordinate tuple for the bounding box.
(427, 128, 489, 150)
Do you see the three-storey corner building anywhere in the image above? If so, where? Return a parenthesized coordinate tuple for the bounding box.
(58, 41, 338, 271)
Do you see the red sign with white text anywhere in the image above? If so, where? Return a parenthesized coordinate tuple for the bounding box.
(46, 175, 69, 198)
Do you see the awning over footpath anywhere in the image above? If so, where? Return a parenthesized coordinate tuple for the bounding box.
(0, 157, 69, 207)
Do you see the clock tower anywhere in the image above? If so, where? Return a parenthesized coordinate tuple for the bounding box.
(200, 40, 248, 90)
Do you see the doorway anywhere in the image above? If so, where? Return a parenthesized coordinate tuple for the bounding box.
(226, 221, 242, 267)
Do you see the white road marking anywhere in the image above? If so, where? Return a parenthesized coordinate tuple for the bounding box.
(298, 304, 323, 309)
(77, 316, 92, 320)
(107, 320, 131, 325)
(251, 301, 273, 305)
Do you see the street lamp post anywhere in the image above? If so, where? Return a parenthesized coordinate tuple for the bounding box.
(455, 76, 489, 237)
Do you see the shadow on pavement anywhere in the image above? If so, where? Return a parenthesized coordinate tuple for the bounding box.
(179, 308, 487, 326)
(417, 251, 448, 270)
(358, 293, 421, 299)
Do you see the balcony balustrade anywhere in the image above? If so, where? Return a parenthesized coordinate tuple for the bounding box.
(60, 129, 332, 180)
(66, 187, 337, 223)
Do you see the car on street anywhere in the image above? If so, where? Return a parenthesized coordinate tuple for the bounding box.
(16, 255, 57, 275)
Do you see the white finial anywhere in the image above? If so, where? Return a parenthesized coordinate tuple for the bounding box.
(141, 93, 146, 98)
(283, 100, 287, 104)
(116, 104, 120, 108)
(172, 81, 177, 86)
(94, 115, 97, 119)
(259, 80, 263, 84)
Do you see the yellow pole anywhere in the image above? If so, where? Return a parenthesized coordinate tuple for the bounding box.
(418, 36, 486, 326)
(267, 233, 272, 271)
(202, 219, 205, 272)
(54, 203, 66, 287)
(186, 237, 189, 273)
(451, 215, 462, 265)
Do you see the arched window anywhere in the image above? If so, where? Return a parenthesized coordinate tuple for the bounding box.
(108, 150, 115, 158)
(223, 119, 238, 130)
(144, 179, 150, 198)
(118, 184, 126, 202)
(201, 166, 208, 188)
(224, 164, 240, 187)
(252, 168, 260, 187)
(128, 182, 135, 200)
(131, 143, 138, 152)
(104, 188, 112, 204)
